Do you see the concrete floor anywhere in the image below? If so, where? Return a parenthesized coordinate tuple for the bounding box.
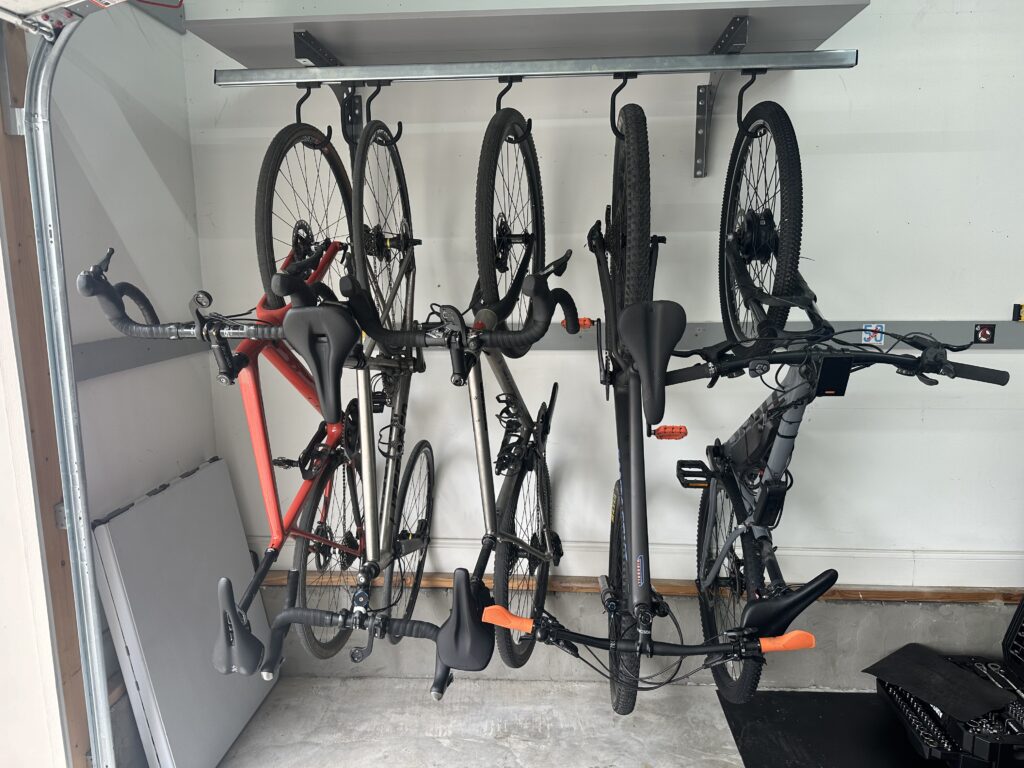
(219, 677, 743, 768)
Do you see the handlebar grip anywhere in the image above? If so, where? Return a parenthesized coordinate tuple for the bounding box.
(338, 275, 426, 351)
(666, 363, 712, 385)
(550, 287, 579, 335)
(116, 281, 160, 325)
(947, 360, 1010, 386)
(388, 618, 440, 641)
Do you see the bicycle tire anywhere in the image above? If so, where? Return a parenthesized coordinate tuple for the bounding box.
(608, 480, 640, 715)
(384, 440, 434, 643)
(255, 122, 352, 310)
(351, 120, 416, 334)
(695, 482, 764, 703)
(493, 451, 551, 668)
(719, 101, 803, 348)
(611, 104, 652, 313)
(292, 454, 363, 659)
(474, 107, 545, 357)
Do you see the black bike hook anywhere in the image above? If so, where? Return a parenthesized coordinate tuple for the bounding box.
(737, 69, 767, 137)
(495, 76, 522, 112)
(609, 73, 637, 141)
(365, 81, 403, 145)
(495, 76, 533, 144)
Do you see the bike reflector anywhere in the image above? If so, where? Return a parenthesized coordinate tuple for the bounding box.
(760, 629, 816, 653)
(653, 425, 688, 440)
(481, 605, 534, 634)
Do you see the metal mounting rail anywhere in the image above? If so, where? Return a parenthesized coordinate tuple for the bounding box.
(214, 49, 858, 87)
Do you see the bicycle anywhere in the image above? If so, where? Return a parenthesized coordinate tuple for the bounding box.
(480, 96, 1011, 716)
(78, 113, 435, 676)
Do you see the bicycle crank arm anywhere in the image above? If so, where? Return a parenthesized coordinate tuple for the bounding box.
(492, 530, 553, 563)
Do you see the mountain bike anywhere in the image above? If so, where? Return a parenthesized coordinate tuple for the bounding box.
(78, 116, 434, 677)
(481, 99, 1011, 716)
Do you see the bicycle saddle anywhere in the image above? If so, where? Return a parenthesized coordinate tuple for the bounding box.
(435, 568, 495, 673)
(282, 302, 360, 424)
(741, 568, 838, 638)
(618, 300, 687, 424)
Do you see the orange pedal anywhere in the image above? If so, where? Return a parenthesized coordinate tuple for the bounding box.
(653, 425, 688, 440)
(759, 630, 816, 653)
(481, 605, 534, 634)
(564, 317, 595, 330)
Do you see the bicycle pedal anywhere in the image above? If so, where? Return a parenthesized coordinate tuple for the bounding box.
(272, 457, 300, 469)
(652, 425, 688, 440)
(564, 317, 595, 330)
(676, 459, 711, 490)
(548, 530, 563, 567)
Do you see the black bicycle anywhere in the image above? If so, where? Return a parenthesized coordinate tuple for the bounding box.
(481, 97, 1010, 717)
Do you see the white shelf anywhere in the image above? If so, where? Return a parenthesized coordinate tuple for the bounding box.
(184, 0, 868, 69)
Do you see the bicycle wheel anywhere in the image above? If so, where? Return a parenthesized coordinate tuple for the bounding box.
(351, 121, 415, 333)
(292, 453, 363, 659)
(608, 480, 640, 715)
(255, 123, 352, 310)
(384, 440, 434, 642)
(696, 481, 764, 703)
(493, 451, 551, 668)
(475, 108, 545, 349)
(610, 104, 652, 316)
(719, 101, 803, 347)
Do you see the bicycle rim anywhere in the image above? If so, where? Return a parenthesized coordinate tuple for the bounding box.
(255, 123, 352, 310)
(696, 482, 763, 702)
(493, 452, 551, 668)
(608, 481, 640, 714)
(385, 440, 434, 642)
(293, 456, 363, 658)
(719, 101, 803, 346)
(351, 120, 415, 334)
(474, 107, 545, 332)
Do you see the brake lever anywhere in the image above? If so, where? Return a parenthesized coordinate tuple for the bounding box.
(586, 221, 606, 255)
(540, 249, 572, 278)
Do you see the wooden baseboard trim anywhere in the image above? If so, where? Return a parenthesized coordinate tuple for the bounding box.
(260, 571, 1023, 604)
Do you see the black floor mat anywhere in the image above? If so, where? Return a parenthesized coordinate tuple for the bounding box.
(719, 690, 937, 768)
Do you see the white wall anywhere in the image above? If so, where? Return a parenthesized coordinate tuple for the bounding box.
(185, 0, 1024, 587)
(55, 6, 215, 517)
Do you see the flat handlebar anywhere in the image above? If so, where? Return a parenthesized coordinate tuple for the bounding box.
(667, 347, 1010, 387)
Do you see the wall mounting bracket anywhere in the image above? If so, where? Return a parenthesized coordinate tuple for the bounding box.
(293, 30, 362, 161)
(693, 15, 748, 178)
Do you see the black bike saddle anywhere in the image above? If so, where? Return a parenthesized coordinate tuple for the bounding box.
(618, 300, 687, 424)
(741, 569, 838, 638)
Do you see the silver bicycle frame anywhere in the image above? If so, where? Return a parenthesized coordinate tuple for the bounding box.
(358, 246, 416, 568)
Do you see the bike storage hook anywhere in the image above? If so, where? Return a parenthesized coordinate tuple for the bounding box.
(294, 84, 333, 146)
(737, 68, 768, 137)
(364, 80, 403, 145)
(609, 72, 637, 140)
(495, 76, 533, 143)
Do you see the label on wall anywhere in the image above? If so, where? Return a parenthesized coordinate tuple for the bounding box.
(863, 323, 886, 344)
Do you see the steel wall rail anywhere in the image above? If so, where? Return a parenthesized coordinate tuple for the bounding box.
(24, 18, 116, 767)
(214, 49, 858, 87)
